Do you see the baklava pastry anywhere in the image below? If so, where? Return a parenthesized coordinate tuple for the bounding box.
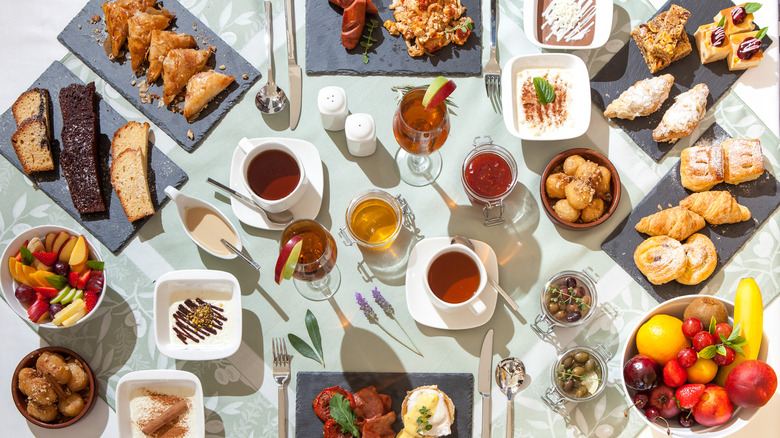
(127, 8, 174, 72)
(147, 30, 197, 82)
(162, 46, 214, 105)
(183, 70, 235, 122)
(102, 0, 156, 58)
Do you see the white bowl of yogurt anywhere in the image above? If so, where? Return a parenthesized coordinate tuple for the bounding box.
(523, 0, 613, 50)
(501, 53, 591, 141)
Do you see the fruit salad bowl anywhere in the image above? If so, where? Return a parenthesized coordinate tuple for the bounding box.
(621, 295, 770, 437)
(1, 225, 107, 329)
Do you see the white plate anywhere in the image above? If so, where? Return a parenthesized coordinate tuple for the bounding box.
(229, 137, 324, 230)
(406, 237, 498, 330)
(501, 53, 591, 141)
(154, 269, 242, 361)
(116, 370, 204, 438)
(523, 0, 613, 50)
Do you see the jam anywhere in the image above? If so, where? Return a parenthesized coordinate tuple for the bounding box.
(730, 6, 747, 25)
(464, 152, 513, 199)
(710, 26, 726, 47)
(737, 37, 761, 60)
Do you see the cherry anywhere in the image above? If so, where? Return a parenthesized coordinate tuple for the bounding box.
(677, 347, 698, 369)
(634, 392, 649, 409)
(737, 37, 761, 60)
(682, 318, 703, 338)
(679, 411, 695, 427)
(713, 346, 736, 366)
(713, 323, 733, 341)
(692, 331, 715, 352)
(645, 407, 660, 422)
(731, 6, 747, 24)
(710, 26, 726, 47)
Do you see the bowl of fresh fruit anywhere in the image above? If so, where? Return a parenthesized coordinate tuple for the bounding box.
(621, 279, 776, 437)
(1, 225, 106, 329)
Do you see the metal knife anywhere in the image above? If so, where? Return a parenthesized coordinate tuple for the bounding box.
(284, 0, 302, 130)
(479, 329, 494, 438)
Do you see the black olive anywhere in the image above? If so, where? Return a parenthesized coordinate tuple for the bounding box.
(562, 379, 574, 392)
(564, 277, 577, 288)
(566, 311, 582, 323)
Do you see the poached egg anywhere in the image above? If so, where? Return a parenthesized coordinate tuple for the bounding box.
(397, 387, 452, 437)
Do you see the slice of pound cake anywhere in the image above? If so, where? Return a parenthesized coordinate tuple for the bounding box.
(111, 121, 154, 222)
(10, 88, 53, 174)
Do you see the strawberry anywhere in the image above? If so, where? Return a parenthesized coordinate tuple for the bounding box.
(84, 290, 98, 312)
(676, 384, 705, 409)
(663, 359, 687, 388)
(76, 269, 91, 290)
(68, 271, 80, 288)
(32, 251, 57, 267)
(33, 286, 59, 299)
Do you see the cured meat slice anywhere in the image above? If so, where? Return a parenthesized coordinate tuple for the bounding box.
(354, 386, 387, 421)
(329, 0, 379, 15)
(341, 0, 366, 49)
(362, 412, 396, 438)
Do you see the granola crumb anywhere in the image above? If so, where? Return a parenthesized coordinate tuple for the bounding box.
(242, 74, 248, 80)
(78, 24, 82, 29)
(218, 65, 226, 70)
(131, 80, 137, 86)
(187, 130, 194, 140)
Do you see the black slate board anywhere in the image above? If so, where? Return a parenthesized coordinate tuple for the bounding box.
(296, 371, 473, 437)
(601, 124, 780, 302)
(305, 0, 482, 76)
(0, 61, 188, 254)
(590, 0, 772, 162)
(57, 0, 261, 152)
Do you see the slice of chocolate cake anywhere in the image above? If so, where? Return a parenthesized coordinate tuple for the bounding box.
(59, 82, 106, 214)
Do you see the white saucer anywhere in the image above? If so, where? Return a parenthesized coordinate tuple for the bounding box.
(406, 237, 498, 330)
(229, 137, 324, 230)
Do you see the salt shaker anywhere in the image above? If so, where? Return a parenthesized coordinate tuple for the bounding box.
(317, 86, 348, 131)
(345, 113, 376, 157)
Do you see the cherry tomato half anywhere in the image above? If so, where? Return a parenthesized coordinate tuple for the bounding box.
(313, 386, 356, 421)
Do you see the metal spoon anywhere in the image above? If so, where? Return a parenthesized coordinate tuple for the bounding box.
(255, 1, 287, 114)
(222, 239, 261, 270)
(451, 236, 519, 311)
(495, 358, 526, 438)
(207, 178, 294, 225)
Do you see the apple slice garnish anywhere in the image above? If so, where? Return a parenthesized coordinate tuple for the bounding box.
(422, 76, 456, 111)
(274, 236, 303, 285)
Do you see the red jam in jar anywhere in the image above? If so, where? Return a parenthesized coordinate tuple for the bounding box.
(464, 152, 513, 199)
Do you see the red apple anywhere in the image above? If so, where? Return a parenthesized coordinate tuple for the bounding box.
(648, 384, 682, 419)
(44, 232, 57, 252)
(692, 384, 734, 426)
(725, 360, 777, 408)
(27, 294, 50, 323)
(51, 231, 70, 255)
(274, 236, 303, 284)
(422, 76, 456, 110)
(57, 236, 77, 262)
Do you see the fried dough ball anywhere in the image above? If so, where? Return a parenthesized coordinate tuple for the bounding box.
(22, 375, 58, 405)
(574, 160, 601, 187)
(545, 172, 570, 199)
(27, 401, 58, 422)
(58, 393, 85, 417)
(564, 179, 595, 210)
(18, 368, 39, 397)
(563, 155, 585, 175)
(37, 352, 71, 385)
(581, 198, 606, 223)
(596, 166, 612, 195)
(553, 199, 580, 222)
(66, 361, 88, 393)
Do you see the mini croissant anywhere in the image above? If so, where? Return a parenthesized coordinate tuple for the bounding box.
(679, 191, 751, 224)
(635, 205, 706, 241)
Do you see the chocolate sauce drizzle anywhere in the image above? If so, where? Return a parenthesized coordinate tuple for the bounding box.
(172, 298, 227, 345)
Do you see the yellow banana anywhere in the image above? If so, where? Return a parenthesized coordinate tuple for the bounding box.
(715, 278, 763, 386)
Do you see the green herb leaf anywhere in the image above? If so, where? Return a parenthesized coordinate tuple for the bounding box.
(729, 336, 747, 347)
(698, 345, 717, 359)
(532, 77, 556, 105)
(360, 19, 379, 64)
(86, 260, 104, 271)
(20, 246, 33, 266)
(46, 275, 68, 290)
(329, 394, 360, 437)
(755, 26, 768, 41)
(709, 316, 717, 334)
(744, 2, 762, 14)
(287, 334, 323, 366)
(717, 15, 727, 28)
(732, 345, 746, 356)
(716, 344, 727, 356)
(719, 333, 728, 344)
(728, 323, 741, 342)
(305, 309, 323, 363)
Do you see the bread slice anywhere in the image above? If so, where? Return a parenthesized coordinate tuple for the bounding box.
(12, 88, 51, 128)
(11, 116, 54, 174)
(111, 148, 154, 222)
(400, 385, 455, 436)
(111, 121, 149, 170)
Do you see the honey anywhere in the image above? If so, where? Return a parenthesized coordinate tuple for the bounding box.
(349, 198, 399, 245)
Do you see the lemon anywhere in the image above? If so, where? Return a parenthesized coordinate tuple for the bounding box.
(582, 371, 599, 395)
(636, 314, 690, 365)
(686, 357, 718, 384)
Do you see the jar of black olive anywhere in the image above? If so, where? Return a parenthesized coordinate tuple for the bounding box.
(542, 344, 612, 410)
(531, 268, 598, 339)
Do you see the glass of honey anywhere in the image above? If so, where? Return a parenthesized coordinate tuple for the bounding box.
(392, 87, 450, 187)
(339, 190, 412, 250)
(461, 136, 518, 226)
(280, 219, 340, 300)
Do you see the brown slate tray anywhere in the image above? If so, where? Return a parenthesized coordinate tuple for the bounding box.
(296, 371, 473, 437)
(57, 0, 261, 152)
(590, 0, 772, 162)
(0, 61, 188, 255)
(601, 123, 780, 302)
(305, 0, 482, 76)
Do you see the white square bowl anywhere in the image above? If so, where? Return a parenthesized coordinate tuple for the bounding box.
(501, 53, 591, 141)
(116, 370, 204, 438)
(523, 0, 613, 50)
(154, 269, 242, 361)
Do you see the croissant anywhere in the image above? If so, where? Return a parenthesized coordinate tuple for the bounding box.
(652, 83, 709, 143)
(679, 191, 751, 224)
(634, 235, 687, 285)
(162, 46, 213, 105)
(634, 206, 705, 241)
(127, 8, 174, 72)
(604, 74, 674, 120)
(147, 30, 197, 82)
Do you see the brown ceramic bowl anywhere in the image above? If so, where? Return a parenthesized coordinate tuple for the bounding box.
(11, 346, 97, 428)
(540, 148, 621, 230)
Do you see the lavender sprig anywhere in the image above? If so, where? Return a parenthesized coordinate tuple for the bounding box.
(355, 292, 423, 357)
(372, 287, 422, 356)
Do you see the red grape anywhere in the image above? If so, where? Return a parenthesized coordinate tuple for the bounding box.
(15, 284, 35, 305)
(713, 323, 733, 341)
(713, 347, 736, 366)
(49, 304, 64, 317)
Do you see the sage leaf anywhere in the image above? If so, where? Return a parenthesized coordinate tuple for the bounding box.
(532, 77, 555, 105)
(306, 309, 323, 362)
(287, 334, 323, 366)
(744, 2, 762, 14)
(755, 26, 768, 41)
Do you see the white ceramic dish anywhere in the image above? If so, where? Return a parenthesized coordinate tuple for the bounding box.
(229, 137, 324, 230)
(154, 270, 242, 360)
(524, 0, 613, 50)
(501, 53, 591, 141)
(116, 369, 204, 438)
(621, 295, 770, 437)
(406, 237, 498, 330)
(0, 225, 106, 329)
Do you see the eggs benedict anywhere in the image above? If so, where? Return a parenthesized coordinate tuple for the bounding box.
(397, 385, 454, 437)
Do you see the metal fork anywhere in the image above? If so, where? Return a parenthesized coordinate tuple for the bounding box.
(484, 0, 501, 113)
(272, 338, 291, 438)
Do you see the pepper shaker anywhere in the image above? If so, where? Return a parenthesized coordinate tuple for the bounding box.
(317, 86, 348, 131)
(344, 113, 376, 157)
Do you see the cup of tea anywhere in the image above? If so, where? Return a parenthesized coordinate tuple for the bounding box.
(238, 137, 308, 213)
(423, 244, 488, 314)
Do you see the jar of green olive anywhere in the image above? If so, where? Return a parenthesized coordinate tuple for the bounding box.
(542, 344, 612, 410)
(531, 268, 599, 339)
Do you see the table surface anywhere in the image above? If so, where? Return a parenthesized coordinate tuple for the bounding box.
(1, 1, 779, 437)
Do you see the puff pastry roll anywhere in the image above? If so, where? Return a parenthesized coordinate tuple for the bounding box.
(604, 74, 674, 120)
(183, 71, 235, 122)
(652, 84, 709, 143)
(722, 138, 764, 184)
(162, 46, 213, 105)
(635, 206, 706, 241)
(634, 235, 687, 285)
(680, 145, 724, 192)
(676, 233, 717, 285)
(147, 30, 197, 82)
(679, 191, 751, 224)
(127, 8, 174, 72)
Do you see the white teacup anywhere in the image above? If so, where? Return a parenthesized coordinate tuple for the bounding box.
(238, 137, 308, 213)
(423, 243, 488, 314)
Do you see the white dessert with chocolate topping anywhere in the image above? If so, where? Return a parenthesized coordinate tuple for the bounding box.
(168, 289, 234, 348)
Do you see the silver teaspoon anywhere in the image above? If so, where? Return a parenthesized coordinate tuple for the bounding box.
(221, 239, 260, 270)
(255, 1, 287, 114)
(495, 358, 526, 438)
(207, 178, 293, 225)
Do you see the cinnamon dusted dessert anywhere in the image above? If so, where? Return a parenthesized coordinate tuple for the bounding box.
(129, 387, 194, 438)
(59, 82, 106, 214)
(515, 68, 573, 137)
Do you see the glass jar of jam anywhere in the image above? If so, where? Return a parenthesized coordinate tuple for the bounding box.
(461, 136, 518, 226)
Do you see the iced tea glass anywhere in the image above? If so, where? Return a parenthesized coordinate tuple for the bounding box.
(392, 87, 450, 186)
(280, 219, 341, 300)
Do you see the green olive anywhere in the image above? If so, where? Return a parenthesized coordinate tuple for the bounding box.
(554, 310, 566, 320)
(575, 386, 589, 398)
(574, 352, 590, 363)
(581, 295, 591, 305)
(562, 356, 573, 368)
(571, 366, 585, 376)
(548, 303, 560, 314)
(562, 379, 574, 392)
(585, 358, 596, 372)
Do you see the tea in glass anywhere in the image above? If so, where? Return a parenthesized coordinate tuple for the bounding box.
(280, 219, 341, 300)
